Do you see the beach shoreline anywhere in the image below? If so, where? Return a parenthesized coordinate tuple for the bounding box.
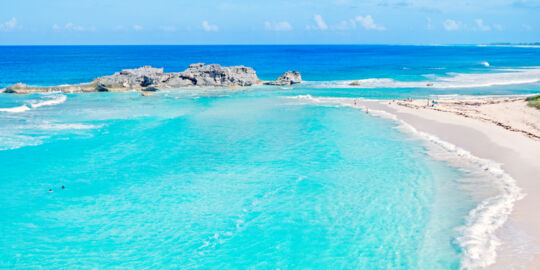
(290, 94, 540, 268)
(369, 96, 540, 269)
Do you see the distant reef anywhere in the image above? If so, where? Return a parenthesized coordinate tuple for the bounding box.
(1, 63, 302, 94)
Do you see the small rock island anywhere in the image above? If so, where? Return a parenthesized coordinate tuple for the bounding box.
(1, 63, 302, 94)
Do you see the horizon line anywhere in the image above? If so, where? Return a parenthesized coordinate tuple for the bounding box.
(0, 43, 538, 47)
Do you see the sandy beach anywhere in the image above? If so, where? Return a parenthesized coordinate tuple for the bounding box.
(363, 96, 540, 269)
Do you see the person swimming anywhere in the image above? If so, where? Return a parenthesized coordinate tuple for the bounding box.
(48, 189, 53, 193)
(61, 185, 65, 190)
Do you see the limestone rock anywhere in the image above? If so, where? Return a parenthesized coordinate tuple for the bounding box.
(141, 91, 155, 96)
(179, 63, 259, 87)
(95, 84, 109, 92)
(1, 64, 300, 93)
(265, 71, 302, 86)
(94, 66, 164, 89)
(142, 86, 158, 92)
(2, 83, 27, 93)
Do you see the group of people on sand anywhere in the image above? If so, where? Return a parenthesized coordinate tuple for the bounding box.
(388, 97, 438, 108)
(426, 99, 438, 107)
(353, 99, 369, 113)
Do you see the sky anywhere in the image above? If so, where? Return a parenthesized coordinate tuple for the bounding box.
(0, 0, 539, 45)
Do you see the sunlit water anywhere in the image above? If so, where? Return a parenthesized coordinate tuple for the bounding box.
(1, 45, 539, 269)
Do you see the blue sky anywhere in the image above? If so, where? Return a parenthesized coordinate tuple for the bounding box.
(0, 0, 539, 45)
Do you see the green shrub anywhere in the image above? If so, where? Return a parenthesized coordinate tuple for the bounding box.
(526, 95, 540, 109)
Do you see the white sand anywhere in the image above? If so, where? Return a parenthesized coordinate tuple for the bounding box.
(369, 97, 540, 269)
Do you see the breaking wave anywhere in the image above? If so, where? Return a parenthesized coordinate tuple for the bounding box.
(0, 105, 31, 113)
(306, 67, 540, 89)
(29, 94, 67, 108)
(0, 94, 67, 113)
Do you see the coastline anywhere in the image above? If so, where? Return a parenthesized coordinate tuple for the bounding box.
(290, 94, 540, 268)
(368, 97, 540, 269)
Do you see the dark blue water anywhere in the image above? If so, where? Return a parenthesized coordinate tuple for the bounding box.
(1, 45, 540, 93)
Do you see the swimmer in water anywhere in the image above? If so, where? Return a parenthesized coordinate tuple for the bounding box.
(49, 189, 53, 193)
(61, 185, 65, 190)
(366, 108, 369, 114)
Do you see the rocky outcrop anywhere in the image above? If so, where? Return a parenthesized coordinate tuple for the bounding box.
(93, 66, 164, 91)
(279, 71, 302, 85)
(90, 64, 260, 90)
(264, 71, 302, 86)
(1, 82, 87, 94)
(2, 83, 26, 93)
(1, 64, 302, 94)
(174, 63, 259, 87)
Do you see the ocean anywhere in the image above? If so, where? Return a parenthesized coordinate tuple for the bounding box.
(1, 45, 540, 269)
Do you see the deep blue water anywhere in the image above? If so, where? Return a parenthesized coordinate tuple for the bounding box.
(1, 45, 540, 92)
(0, 45, 539, 269)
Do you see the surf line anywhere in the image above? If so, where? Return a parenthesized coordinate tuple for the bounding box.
(0, 94, 67, 113)
(285, 95, 524, 269)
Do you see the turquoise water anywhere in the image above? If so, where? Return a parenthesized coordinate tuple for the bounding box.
(1, 46, 539, 269)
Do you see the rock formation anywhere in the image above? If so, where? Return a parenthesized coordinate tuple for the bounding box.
(1, 64, 301, 94)
(265, 71, 302, 86)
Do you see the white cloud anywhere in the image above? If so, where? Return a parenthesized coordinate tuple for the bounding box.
(475, 19, 491, 31)
(264, 21, 293, 31)
(133, 25, 143, 31)
(53, 22, 95, 32)
(202, 21, 219, 32)
(313, 14, 328, 30)
(443, 19, 461, 31)
(308, 14, 385, 31)
(355, 15, 386, 31)
(159, 25, 176, 32)
(65, 22, 84, 31)
(0, 18, 20, 32)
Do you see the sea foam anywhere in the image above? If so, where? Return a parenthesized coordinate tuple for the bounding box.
(285, 94, 524, 269)
(0, 105, 31, 113)
(0, 94, 67, 113)
(29, 94, 67, 108)
(307, 67, 540, 89)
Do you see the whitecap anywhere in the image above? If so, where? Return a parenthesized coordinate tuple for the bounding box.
(307, 67, 540, 89)
(34, 123, 103, 130)
(0, 134, 44, 151)
(0, 105, 31, 113)
(29, 94, 67, 108)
